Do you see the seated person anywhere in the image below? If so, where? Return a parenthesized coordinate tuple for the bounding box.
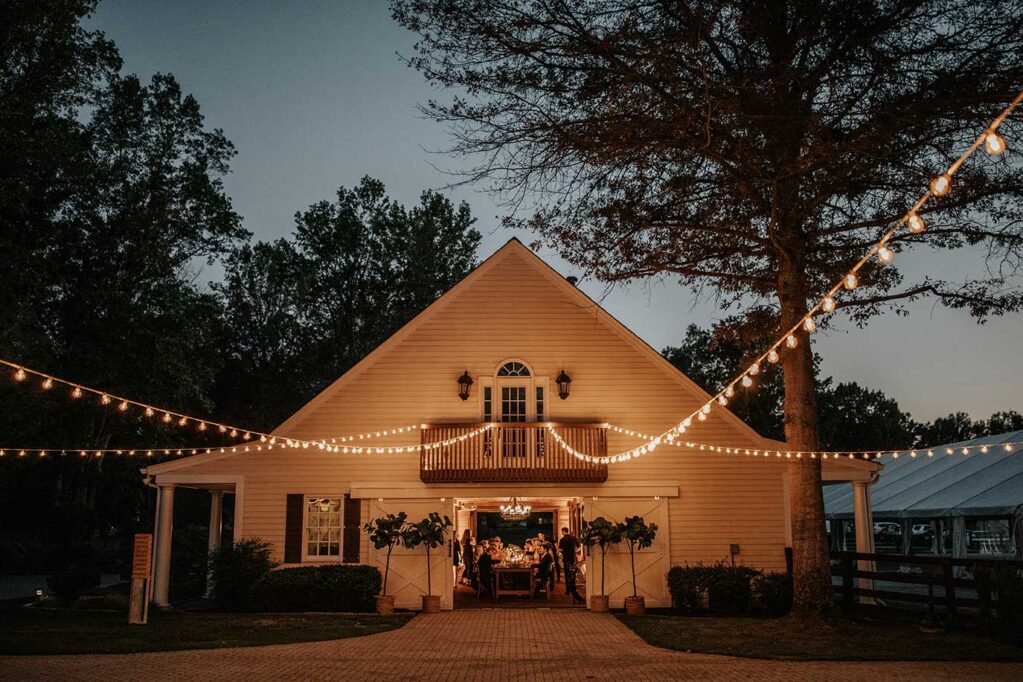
(491, 537, 506, 562)
(477, 546, 498, 598)
(523, 539, 535, 559)
(531, 543, 555, 597)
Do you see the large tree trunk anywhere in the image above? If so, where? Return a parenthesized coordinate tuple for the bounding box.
(777, 253, 832, 617)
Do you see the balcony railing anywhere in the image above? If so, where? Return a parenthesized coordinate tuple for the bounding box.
(420, 422, 608, 483)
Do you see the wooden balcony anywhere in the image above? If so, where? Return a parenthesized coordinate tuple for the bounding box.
(420, 422, 608, 483)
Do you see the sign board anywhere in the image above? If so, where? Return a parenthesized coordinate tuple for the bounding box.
(132, 534, 153, 579)
(129, 533, 152, 625)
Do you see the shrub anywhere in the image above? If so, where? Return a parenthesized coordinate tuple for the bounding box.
(209, 538, 277, 611)
(248, 565, 382, 612)
(667, 561, 760, 614)
(46, 543, 102, 604)
(753, 571, 793, 616)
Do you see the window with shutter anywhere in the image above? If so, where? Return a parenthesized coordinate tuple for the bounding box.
(342, 494, 361, 563)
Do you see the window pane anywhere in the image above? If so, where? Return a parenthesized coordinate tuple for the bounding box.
(306, 497, 343, 557)
(966, 518, 1015, 555)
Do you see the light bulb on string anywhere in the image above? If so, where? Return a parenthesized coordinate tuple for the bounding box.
(843, 273, 858, 290)
(785, 334, 798, 349)
(767, 349, 780, 364)
(117, 400, 129, 412)
(72, 386, 83, 399)
(724, 385, 735, 398)
(930, 173, 951, 196)
(42, 377, 53, 390)
(198, 422, 207, 431)
(101, 394, 112, 405)
(178, 416, 187, 426)
(985, 132, 1006, 155)
(877, 246, 893, 264)
(822, 297, 836, 313)
(741, 375, 753, 388)
(162, 412, 172, 423)
(145, 407, 154, 417)
(748, 362, 760, 376)
(14, 368, 26, 382)
(907, 214, 925, 234)
(718, 395, 728, 406)
(219, 425, 227, 433)
(803, 317, 816, 332)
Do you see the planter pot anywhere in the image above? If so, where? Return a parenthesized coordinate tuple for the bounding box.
(590, 594, 610, 613)
(375, 595, 395, 615)
(624, 595, 646, 616)
(421, 595, 441, 613)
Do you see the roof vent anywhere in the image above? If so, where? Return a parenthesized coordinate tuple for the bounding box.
(566, 275, 579, 286)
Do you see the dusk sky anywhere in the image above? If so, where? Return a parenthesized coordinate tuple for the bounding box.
(90, 0, 1022, 422)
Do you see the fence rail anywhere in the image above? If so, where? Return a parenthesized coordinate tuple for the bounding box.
(831, 550, 1023, 629)
(419, 422, 608, 483)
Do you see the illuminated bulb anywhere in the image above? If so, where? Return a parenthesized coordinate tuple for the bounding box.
(741, 375, 753, 388)
(767, 349, 779, 364)
(843, 273, 858, 290)
(749, 363, 760, 376)
(785, 334, 798, 349)
(243, 432, 251, 440)
(199, 422, 207, 431)
(219, 425, 227, 433)
(697, 412, 707, 421)
(718, 396, 728, 406)
(42, 377, 53, 390)
(14, 368, 26, 382)
(162, 412, 172, 423)
(72, 386, 83, 399)
(118, 401, 128, 412)
(985, 132, 1006, 155)
(724, 385, 735, 398)
(907, 214, 925, 234)
(145, 407, 154, 417)
(930, 173, 951, 196)
(877, 246, 893, 264)
(230, 429, 238, 437)
(803, 317, 816, 332)
(178, 416, 187, 426)
(822, 296, 836, 313)
(101, 394, 111, 405)
(701, 403, 711, 415)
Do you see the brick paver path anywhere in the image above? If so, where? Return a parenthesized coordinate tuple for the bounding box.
(2, 609, 1021, 681)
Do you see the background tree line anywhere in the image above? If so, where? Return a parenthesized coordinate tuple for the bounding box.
(664, 319, 1023, 451)
(0, 1, 480, 584)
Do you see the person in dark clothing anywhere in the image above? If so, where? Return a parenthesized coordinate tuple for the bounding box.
(559, 527, 584, 604)
(477, 546, 498, 599)
(532, 543, 555, 598)
(538, 531, 561, 580)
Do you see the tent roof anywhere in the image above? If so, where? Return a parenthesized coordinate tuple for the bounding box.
(824, 430, 1023, 519)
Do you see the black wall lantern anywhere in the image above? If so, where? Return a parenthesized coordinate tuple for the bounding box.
(457, 370, 474, 401)
(556, 369, 572, 399)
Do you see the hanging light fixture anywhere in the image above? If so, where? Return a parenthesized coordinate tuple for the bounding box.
(499, 497, 531, 520)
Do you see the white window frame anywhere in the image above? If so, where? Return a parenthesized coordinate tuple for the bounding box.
(480, 359, 551, 422)
(302, 495, 345, 563)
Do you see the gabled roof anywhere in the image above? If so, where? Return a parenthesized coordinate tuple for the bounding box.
(823, 430, 1023, 518)
(148, 238, 843, 476)
(271, 237, 774, 445)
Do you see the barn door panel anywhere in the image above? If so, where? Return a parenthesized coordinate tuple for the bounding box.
(366, 498, 455, 610)
(584, 497, 670, 608)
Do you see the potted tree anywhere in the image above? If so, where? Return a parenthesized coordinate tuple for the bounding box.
(402, 512, 452, 613)
(363, 512, 407, 614)
(580, 517, 622, 613)
(620, 515, 658, 615)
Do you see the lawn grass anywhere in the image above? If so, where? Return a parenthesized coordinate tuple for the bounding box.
(618, 613, 1023, 661)
(0, 607, 413, 656)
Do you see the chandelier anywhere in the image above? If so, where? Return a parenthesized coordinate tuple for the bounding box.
(499, 497, 531, 520)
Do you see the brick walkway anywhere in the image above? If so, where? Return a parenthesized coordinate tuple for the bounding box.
(2, 610, 1021, 681)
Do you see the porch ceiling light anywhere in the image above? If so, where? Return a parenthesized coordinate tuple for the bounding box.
(556, 369, 572, 399)
(457, 370, 474, 401)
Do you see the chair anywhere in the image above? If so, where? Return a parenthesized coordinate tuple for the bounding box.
(531, 567, 552, 600)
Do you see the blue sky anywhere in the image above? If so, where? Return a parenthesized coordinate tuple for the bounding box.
(88, 0, 1023, 422)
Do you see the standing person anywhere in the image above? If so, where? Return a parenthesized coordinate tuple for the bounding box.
(559, 527, 584, 604)
(460, 529, 475, 586)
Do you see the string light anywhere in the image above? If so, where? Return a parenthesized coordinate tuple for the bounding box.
(930, 173, 951, 196)
(14, 368, 26, 382)
(822, 297, 836, 313)
(803, 317, 816, 332)
(985, 132, 1006, 155)
(843, 273, 858, 290)
(877, 246, 894, 264)
(785, 334, 798, 349)
(767, 350, 779, 364)
(42, 377, 53, 390)
(72, 386, 83, 399)
(907, 214, 925, 234)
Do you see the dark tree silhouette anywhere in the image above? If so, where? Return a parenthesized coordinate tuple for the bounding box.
(393, 0, 1023, 615)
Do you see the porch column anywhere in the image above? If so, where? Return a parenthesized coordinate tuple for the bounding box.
(852, 480, 876, 602)
(152, 483, 175, 607)
(205, 490, 223, 597)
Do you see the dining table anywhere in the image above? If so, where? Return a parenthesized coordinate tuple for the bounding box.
(494, 565, 534, 598)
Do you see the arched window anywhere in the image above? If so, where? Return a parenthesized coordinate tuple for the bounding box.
(497, 361, 530, 377)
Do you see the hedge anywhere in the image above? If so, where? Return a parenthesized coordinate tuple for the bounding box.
(248, 565, 382, 613)
(667, 562, 790, 615)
